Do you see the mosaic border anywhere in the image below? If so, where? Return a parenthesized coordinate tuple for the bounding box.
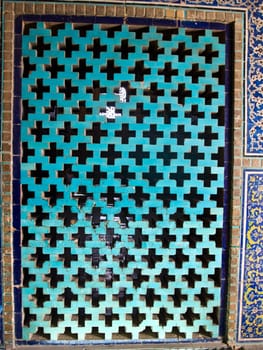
(238, 170, 263, 342)
(13, 13, 232, 346)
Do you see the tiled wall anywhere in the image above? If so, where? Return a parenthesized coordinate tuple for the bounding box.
(1, 0, 263, 348)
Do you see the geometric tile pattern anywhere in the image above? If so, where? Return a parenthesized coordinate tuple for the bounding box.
(20, 19, 227, 342)
(239, 171, 263, 341)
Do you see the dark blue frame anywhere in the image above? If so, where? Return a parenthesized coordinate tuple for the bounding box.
(13, 13, 232, 346)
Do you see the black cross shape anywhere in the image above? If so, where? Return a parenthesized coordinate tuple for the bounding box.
(169, 248, 189, 268)
(115, 123, 136, 144)
(86, 207, 107, 228)
(186, 63, 205, 83)
(144, 82, 164, 103)
(142, 165, 163, 186)
(44, 142, 63, 163)
(172, 83, 191, 105)
(182, 308, 200, 326)
(184, 145, 204, 166)
(186, 29, 205, 42)
(86, 122, 107, 143)
(172, 42, 192, 62)
(183, 268, 201, 288)
(130, 102, 150, 123)
(101, 144, 121, 165)
(199, 85, 218, 104)
(58, 248, 78, 268)
(32, 288, 50, 307)
(142, 208, 163, 228)
(72, 143, 93, 164)
(156, 27, 178, 40)
(198, 125, 218, 146)
(58, 206, 78, 227)
(73, 58, 93, 79)
(76, 308, 91, 327)
(184, 187, 204, 208)
(158, 62, 178, 82)
(44, 226, 63, 247)
(171, 125, 191, 145)
(145, 288, 161, 307)
(72, 268, 92, 288)
(129, 60, 151, 81)
(60, 37, 79, 58)
(59, 287, 78, 307)
(58, 79, 78, 100)
(72, 227, 92, 247)
(169, 207, 190, 227)
(170, 166, 190, 186)
(143, 40, 164, 61)
(129, 145, 149, 165)
(30, 121, 49, 142)
(100, 59, 121, 80)
(48, 308, 64, 327)
(156, 228, 176, 248)
(46, 58, 64, 78)
(30, 163, 49, 184)
(142, 248, 162, 268)
(58, 164, 78, 185)
(184, 104, 205, 125)
(114, 39, 135, 59)
(210, 228, 222, 248)
(87, 38, 107, 58)
(130, 268, 149, 288)
(100, 186, 122, 206)
(197, 247, 216, 267)
(72, 101, 92, 121)
(74, 23, 93, 37)
(208, 267, 221, 287)
(23, 267, 36, 287)
(200, 43, 219, 63)
(31, 79, 50, 99)
(198, 166, 218, 187)
(114, 165, 135, 186)
(197, 287, 214, 307)
(114, 208, 134, 229)
(157, 187, 177, 208)
(157, 145, 177, 165)
(86, 165, 107, 185)
(86, 80, 107, 101)
(158, 269, 175, 288)
(143, 124, 163, 144)
(58, 122, 77, 142)
(158, 104, 178, 124)
(156, 307, 173, 327)
(197, 208, 217, 228)
(45, 268, 64, 288)
(133, 228, 149, 248)
(169, 288, 187, 307)
(183, 228, 203, 248)
(31, 247, 49, 267)
(129, 186, 149, 207)
(32, 36, 50, 57)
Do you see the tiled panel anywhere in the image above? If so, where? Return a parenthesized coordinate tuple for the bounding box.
(18, 17, 229, 343)
(239, 171, 263, 341)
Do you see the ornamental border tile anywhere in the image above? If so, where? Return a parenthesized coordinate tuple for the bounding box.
(239, 170, 263, 341)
